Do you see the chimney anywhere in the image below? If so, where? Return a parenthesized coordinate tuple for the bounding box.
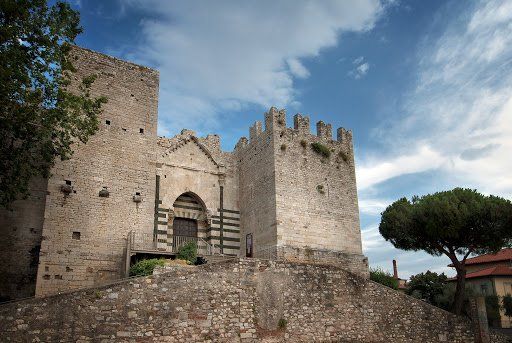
(393, 260, 398, 279)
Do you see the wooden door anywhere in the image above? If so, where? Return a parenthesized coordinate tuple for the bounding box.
(173, 218, 198, 237)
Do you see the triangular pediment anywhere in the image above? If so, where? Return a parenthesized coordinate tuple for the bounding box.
(160, 137, 220, 172)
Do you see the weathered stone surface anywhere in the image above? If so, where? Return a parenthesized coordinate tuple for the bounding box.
(1, 259, 509, 342)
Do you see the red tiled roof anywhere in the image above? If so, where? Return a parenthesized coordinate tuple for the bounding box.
(448, 248, 512, 267)
(448, 265, 512, 281)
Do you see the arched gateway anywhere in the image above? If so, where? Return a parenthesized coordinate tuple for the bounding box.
(169, 192, 210, 251)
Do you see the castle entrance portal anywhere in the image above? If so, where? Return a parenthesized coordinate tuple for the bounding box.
(173, 217, 198, 238)
(170, 192, 209, 252)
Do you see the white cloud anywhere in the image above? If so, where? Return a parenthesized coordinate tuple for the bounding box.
(359, 198, 391, 215)
(357, 0, 512, 199)
(349, 56, 370, 79)
(353, 56, 365, 65)
(357, 145, 445, 190)
(120, 0, 384, 136)
(287, 58, 310, 79)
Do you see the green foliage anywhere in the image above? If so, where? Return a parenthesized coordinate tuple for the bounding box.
(278, 318, 287, 329)
(338, 151, 349, 163)
(406, 271, 447, 305)
(0, 0, 107, 208)
(129, 258, 165, 277)
(177, 241, 197, 264)
(503, 294, 512, 317)
(379, 188, 512, 314)
(300, 139, 307, 148)
(486, 295, 501, 325)
(310, 142, 331, 158)
(369, 267, 398, 290)
(94, 290, 103, 299)
(316, 184, 325, 195)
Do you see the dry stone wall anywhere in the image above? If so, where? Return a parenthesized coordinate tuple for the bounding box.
(2, 258, 506, 343)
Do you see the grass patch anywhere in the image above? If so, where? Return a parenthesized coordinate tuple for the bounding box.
(310, 142, 331, 158)
(129, 258, 166, 277)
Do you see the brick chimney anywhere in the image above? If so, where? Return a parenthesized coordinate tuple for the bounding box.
(393, 259, 398, 279)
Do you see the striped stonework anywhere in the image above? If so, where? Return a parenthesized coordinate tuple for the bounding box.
(170, 193, 208, 247)
(209, 208, 240, 256)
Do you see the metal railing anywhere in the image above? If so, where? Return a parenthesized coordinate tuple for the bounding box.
(128, 231, 220, 256)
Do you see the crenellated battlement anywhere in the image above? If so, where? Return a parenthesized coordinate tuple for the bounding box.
(236, 107, 354, 154)
(293, 113, 310, 134)
(264, 106, 286, 131)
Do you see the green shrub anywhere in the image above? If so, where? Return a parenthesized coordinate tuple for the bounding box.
(338, 151, 349, 162)
(503, 294, 512, 317)
(310, 142, 331, 158)
(486, 295, 501, 326)
(316, 185, 325, 195)
(370, 267, 398, 290)
(129, 258, 165, 277)
(278, 318, 287, 329)
(177, 241, 197, 264)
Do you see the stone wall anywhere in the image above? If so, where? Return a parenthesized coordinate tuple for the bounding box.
(273, 109, 363, 256)
(155, 132, 241, 255)
(2, 258, 508, 342)
(0, 178, 48, 301)
(34, 46, 159, 296)
(236, 117, 278, 257)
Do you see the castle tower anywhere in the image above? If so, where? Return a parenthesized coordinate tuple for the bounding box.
(34, 46, 159, 296)
(236, 107, 367, 274)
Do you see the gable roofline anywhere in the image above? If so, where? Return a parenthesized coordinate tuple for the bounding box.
(162, 136, 222, 168)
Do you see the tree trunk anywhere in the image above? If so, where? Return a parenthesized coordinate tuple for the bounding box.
(453, 266, 467, 315)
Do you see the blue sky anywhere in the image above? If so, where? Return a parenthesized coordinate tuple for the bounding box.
(70, 0, 512, 279)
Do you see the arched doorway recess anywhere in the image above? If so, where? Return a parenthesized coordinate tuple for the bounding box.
(169, 192, 210, 252)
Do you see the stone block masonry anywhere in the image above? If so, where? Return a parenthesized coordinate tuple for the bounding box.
(1, 46, 366, 299)
(2, 258, 508, 342)
(34, 46, 159, 296)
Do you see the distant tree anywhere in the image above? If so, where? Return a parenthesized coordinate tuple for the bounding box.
(503, 294, 512, 318)
(370, 267, 398, 290)
(406, 271, 447, 305)
(379, 188, 512, 315)
(0, 0, 106, 208)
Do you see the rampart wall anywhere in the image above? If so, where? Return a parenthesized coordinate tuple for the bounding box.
(2, 259, 507, 343)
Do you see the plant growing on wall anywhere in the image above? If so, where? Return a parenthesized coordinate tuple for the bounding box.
(129, 258, 166, 277)
(310, 142, 331, 158)
(177, 241, 198, 264)
(338, 151, 349, 163)
(0, 1, 107, 208)
(379, 188, 512, 315)
(369, 267, 398, 290)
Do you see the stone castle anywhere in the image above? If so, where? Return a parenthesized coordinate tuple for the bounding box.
(0, 46, 366, 300)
